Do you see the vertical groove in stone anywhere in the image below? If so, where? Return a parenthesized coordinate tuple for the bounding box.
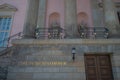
(23, 0, 39, 38)
(90, 0, 103, 27)
(37, 0, 47, 28)
(103, 0, 120, 35)
(65, 0, 77, 38)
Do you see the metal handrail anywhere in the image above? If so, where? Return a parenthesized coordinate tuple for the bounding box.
(0, 32, 23, 57)
(35, 27, 109, 39)
(0, 32, 23, 80)
(0, 32, 23, 48)
(77, 27, 109, 39)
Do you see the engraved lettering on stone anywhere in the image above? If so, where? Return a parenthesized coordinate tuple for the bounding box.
(18, 61, 67, 66)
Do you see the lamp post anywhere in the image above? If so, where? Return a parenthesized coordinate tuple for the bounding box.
(72, 48, 76, 61)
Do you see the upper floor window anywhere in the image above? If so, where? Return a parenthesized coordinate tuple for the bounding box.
(0, 16, 12, 47)
(0, 3, 17, 47)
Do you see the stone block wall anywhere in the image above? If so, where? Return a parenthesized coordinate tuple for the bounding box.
(7, 39, 120, 80)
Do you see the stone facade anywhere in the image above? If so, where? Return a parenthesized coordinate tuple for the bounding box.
(5, 39, 119, 80)
(0, 0, 120, 80)
(23, 0, 120, 38)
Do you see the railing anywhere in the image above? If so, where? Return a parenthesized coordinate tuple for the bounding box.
(35, 27, 109, 39)
(35, 27, 65, 39)
(0, 32, 23, 56)
(0, 27, 109, 50)
(0, 32, 23, 48)
(78, 27, 109, 39)
(0, 33, 22, 80)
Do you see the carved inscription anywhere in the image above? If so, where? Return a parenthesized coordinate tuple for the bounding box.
(18, 61, 67, 66)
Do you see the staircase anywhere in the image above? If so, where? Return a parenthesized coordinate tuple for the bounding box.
(0, 47, 12, 80)
(0, 32, 23, 80)
(0, 47, 12, 56)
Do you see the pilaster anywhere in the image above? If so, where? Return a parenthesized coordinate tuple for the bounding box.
(90, 0, 103, 27)
(23, 0, 39, 38)
(37, 0, 47, 28)
(103, 0, 120, 36)
(65, 0, 77, 38)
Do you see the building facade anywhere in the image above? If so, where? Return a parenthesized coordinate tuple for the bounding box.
(0, 0, 120, 80)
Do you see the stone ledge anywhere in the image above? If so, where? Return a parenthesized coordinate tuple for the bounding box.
(12, 39, 120, 45)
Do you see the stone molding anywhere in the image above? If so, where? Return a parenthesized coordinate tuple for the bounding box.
(12, 39, 120, 45)
(116, 2, 120, 8)
(0, 3, 17, 11)
(98, 2, 120, 8)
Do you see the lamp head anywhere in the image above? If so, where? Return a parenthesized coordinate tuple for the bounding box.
(72, 47, 76, 54)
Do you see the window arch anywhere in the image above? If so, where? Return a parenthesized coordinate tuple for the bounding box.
(49, 12, 60, 27)
(77, 12, 88, 25)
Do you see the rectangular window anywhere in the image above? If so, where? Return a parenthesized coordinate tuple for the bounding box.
(0, 16, 12, 47)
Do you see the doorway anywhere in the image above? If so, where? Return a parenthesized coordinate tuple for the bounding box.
(85, 54, 113, 80)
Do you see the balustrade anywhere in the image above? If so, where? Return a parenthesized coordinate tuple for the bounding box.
(35, 27, 65, 39)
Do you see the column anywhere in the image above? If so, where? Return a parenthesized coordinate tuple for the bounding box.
(37, 0, 47, 28)
(90, 0, 103, 27)
(23, 0, 39, 38)
(103, 0, 120, 35)
(65, 0, 77, 38)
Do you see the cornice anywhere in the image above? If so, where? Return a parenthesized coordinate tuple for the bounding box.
(12, 39, 120, 45)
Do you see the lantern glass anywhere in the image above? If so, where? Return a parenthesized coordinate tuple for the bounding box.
(72, 48, 76, 54)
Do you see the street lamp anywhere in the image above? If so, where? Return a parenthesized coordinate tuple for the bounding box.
(72, 47, 76, 61)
